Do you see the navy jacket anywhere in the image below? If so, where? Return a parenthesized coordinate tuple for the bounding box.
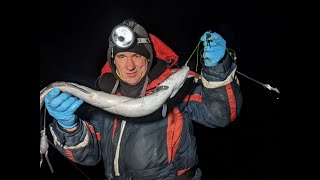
(49, 53, 242, 180)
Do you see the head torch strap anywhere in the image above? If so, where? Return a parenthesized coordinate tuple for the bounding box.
(110, 43, 115, 58)
(137, 38, 151, 44)
(123, 19, 137, 28)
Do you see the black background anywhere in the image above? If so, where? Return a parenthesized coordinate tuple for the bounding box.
(40, 0, 282, 179)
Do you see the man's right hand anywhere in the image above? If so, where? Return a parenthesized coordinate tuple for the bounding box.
(45, 88, 83, 129)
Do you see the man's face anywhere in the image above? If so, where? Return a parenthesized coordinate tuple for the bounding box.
(114, 52, 148, 85)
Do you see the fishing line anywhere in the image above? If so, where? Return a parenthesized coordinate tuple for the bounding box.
(40, 107, 54, 173)
(46, 139, 93, 180)
(40, 106, 92, 180)
(185, 33, 280, 95)
(185, 40, 201, 70)
(226, 47, 280, 94)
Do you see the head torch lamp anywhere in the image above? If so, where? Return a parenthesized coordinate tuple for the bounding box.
(109, 23, 151, 58)
(111, 25, 135, 48)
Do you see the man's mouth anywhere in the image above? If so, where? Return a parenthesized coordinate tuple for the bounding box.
(126, 72, 137, 77)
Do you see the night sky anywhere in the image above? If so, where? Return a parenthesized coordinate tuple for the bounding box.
(40, 0, 281, 179)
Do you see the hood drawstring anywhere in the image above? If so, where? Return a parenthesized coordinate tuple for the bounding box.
(113, 76, 148, 176)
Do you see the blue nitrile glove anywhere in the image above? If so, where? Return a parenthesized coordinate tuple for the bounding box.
(45, 88, 83, 128)
(200, 31, 226, 66)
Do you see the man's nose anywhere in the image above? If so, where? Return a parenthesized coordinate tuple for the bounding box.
(125, 57, 135, 70)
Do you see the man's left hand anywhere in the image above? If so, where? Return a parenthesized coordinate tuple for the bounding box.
(200, 31, 226, 66)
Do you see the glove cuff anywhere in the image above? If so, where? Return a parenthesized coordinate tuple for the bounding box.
(57, 115, 78, 129)
(58, 121, 78, 129)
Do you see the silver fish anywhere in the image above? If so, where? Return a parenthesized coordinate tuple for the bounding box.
(40, 65, 190, 117)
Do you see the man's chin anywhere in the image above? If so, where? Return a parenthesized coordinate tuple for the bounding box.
(124, 78, 140, 85)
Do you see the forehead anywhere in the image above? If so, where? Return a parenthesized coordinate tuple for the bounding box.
(115, 52, 140, 56)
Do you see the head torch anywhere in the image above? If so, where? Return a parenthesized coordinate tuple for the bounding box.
(109, 20, 151, 58)
(111, 25, 135, 48)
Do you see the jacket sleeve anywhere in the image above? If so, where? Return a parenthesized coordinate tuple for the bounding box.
(181, 53, 243, 128)
(48, 105, 111, 166)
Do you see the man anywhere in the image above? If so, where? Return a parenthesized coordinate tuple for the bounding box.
(44, 19, 242, 180)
